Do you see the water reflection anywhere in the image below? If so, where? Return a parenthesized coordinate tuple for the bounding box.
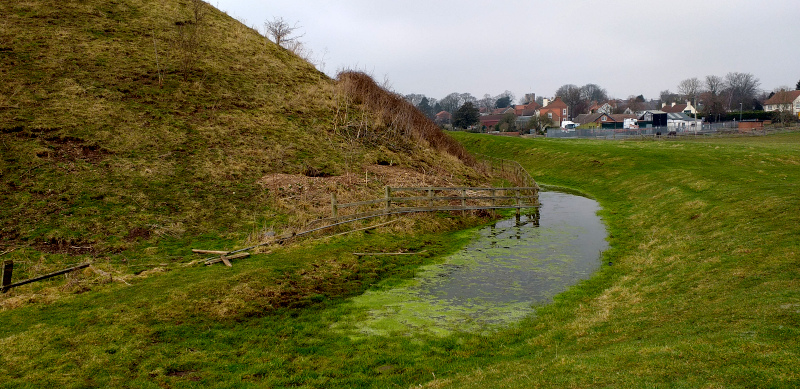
(338, 191, 609, 337)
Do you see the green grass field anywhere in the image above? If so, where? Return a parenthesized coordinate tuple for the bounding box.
(2, 131, 799, 388)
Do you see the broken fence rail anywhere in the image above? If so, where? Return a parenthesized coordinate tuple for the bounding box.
(1, 260, 91, 292)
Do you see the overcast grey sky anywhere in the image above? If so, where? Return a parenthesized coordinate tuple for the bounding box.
(213, 0, 799, 102)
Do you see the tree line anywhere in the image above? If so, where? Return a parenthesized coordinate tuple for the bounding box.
(404, 71, 799, 128)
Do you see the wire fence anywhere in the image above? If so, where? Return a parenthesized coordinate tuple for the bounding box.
(544, 122, 792, 139)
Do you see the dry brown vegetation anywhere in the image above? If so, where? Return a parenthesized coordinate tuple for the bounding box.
(335, 71, 475, 164)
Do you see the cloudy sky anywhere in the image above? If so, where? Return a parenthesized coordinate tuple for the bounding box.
(213, 0, 799, 102)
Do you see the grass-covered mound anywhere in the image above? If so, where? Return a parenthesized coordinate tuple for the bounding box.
(0, 0, 483, 289)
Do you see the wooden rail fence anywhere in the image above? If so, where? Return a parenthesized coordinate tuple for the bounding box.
(322, 186, 539, 225)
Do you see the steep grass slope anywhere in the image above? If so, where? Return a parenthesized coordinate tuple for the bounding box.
(0, 0, 481, 277)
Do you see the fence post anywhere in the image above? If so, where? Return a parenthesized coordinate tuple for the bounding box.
(385, 186, 391, 214)
(2, 260, 12, 292)
(331, 192, 338, 219)
(428, 188, 434, 208)
(516, 188, 521, 218)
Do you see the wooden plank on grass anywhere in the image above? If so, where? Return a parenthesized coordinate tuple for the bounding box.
(204, 252, 249, 266)
(192, 249, 230, 255)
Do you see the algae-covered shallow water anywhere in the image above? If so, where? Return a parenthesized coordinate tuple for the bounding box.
(335, 192, 609, 337)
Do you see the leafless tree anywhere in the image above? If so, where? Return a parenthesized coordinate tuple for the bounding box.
(724, 72, 761, 110)
(264, 17, 304, 47)
(677, 77, 701, 104)
(527, 114, 554, 134)
(403, 93, 426, 107)
(439, 92, 466, 114)
(174, 0, 207, 80)
(555, 84, 583, 116)
(580, 83, 608, 103)
(477, 94, 495, 112)
(705, 75, 724, 96)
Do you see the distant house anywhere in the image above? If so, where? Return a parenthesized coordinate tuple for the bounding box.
(514, 101, 541, 116)
(538, 97, 569, 124)
(479, 114, 504, 128)
(667, 112, 701, 131)
(574, 112, 615, 126)
(764, 90, 800, 117)
(435, 111, 452, 125)
(587, 101, 615, 114)
(638, 110, 668, 127)
(491, 107, 515, 115)
(661, 101, 698, 115)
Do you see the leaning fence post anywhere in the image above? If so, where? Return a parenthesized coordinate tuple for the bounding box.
(2, 260, 13, 292)
(331, 192, 338, 219)
(385, 186, 391, 214)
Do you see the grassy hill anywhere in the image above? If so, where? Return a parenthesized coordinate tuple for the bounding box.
(0, 0, 483, 287)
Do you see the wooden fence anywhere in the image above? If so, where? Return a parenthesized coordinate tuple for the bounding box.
(321, 186, 539, 225)
(474, 154, 537, 188)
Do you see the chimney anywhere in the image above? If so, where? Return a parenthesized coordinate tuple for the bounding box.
(671, 102, 676, 107)
(662, 102, 667, 108)
(543, 98, 550, 107)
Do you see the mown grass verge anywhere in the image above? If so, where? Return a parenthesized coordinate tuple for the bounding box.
(434, 130, 800, 387)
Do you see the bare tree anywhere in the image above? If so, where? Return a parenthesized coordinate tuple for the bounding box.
(724, 72, 761, 110)
(580, 83, 608, 103)
(677, 77, 701, 104)
(555, 84, 583, 116)
(477, 94, 495, 112)
(439, 92, 466, 114)
(264, 17, 303, 47)
(403, 93, 426, 107)
(527, 114, 554, 135)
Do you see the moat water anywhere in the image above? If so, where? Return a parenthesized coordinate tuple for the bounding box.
(336, 191, 609, 337)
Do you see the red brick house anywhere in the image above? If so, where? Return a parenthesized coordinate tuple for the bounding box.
(434, 111, 452, 125)
(514, 101, 541, 116)
(479, 114, 504, 128)
(538, 97, 569, 124)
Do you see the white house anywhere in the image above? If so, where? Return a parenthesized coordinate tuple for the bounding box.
(764, 90, 800, 117)
(667, 112, 701, 131)
(661, 101, 698, 115)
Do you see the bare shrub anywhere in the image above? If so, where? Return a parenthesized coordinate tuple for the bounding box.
(335, 71, 475, 165)
(174, 0, 207, 81)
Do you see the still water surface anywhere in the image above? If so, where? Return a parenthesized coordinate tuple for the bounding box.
(338, 191, 609, 337)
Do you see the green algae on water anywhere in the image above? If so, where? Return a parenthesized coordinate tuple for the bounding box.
(334, 192, 609, 338)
